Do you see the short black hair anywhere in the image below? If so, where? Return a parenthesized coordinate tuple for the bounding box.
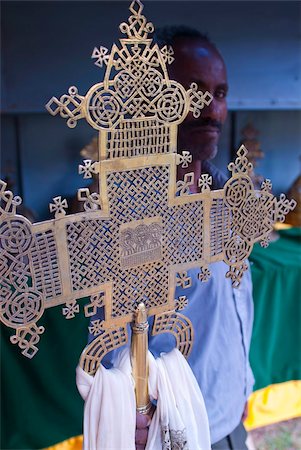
(154, 25, 215, 49)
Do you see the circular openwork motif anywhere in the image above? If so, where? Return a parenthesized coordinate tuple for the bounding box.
(0, 217, 33, 255)
(156, 82, 187, 124)
(224, 176, 253, 209)
(86, 86, 121, 130)
(224, 235, 251, 265)
(1, 289, 44, 328)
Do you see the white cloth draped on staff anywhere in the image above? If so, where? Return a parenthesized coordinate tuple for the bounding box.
(76, 348, 211, 450)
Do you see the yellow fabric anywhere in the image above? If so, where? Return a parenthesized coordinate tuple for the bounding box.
(273, 222, 293, 230)
(45, 381, 301, 448)
(44, 435, 83, 450)
(245, 380, 301, 430)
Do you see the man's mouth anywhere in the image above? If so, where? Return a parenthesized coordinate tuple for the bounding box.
(195, 125, 220, 133)
(185, 119, 222, 134)
(188, 124, 221, 137)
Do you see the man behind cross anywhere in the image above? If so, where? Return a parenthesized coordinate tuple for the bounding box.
(136, 27, 254, 450)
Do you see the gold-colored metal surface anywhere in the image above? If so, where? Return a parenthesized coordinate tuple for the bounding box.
(131, 303, 152, 414)
(0, 1, 296, 371)
(240, 122, 264, 189)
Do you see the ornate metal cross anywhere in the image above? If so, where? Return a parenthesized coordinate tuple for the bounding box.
(0, 0, 295, 381)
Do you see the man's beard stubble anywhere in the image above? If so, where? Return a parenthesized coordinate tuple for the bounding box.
(178, 122, 221, 162)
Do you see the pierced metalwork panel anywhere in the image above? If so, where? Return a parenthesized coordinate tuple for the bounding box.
(163, 202, 204, 264)
(107, 119, 171, 158)
(107, 166, 169, 222)
(152, 311, 194, 358)
(112, 263, 169, 317)
(0, 1, 296, 368)
(67, 219, 115, 291)
(210, 199, 231, 257)
(80, 326, 128, 375)
(30, 230, 62, 299)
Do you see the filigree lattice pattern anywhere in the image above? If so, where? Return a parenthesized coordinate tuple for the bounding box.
(112, 263, 169, 316)
(276, 193, 297, 223)
(1, 217, 33, 255)
(1, 289, 44, 328)
(163, 203, 204, 264)
(152, 312, 194, 358)
(46, 0, 209, 133)
(107, 166, 169, 222)
(0, 1, 296, 366)
(228, 145, 253, 175)
(30, 230, 62, 300)
(78, 188, 101, 211)
(1, 255, 31, 306)
(188, 82, 213, 118)
(85, 293, 105, 317)
(0, 180, 22, 215)
(67, 219, 115, 291)
(10, 324, 45, 359)
(80, 326, 128, 375)
(46, 86, 85, 129)
(107, 120, 171, 158)
(8, 259, 31, 292)
(210, 199, 231, 257)
(102, 166, 171, 317)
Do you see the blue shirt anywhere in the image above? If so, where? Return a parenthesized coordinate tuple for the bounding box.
(89, 161, 254, 444)
(148, 262, 254, 444)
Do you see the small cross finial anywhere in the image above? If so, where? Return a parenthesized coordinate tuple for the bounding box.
(198, 174, 212, 193)
(49, 196, 68, 218)
(78, 160, 98, 179)
(91, 46, 110, 68)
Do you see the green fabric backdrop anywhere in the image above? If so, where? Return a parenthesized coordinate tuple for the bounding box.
(1, 228, 300, 449)
(249, 228, 301, 390)
(1, 307, 89, 450)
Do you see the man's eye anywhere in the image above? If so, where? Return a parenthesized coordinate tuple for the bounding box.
(215, 90, 227, 99)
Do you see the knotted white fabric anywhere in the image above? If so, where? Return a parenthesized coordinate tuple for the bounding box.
(146, 349, 210, 449)
(76, 350, 136, 450)
(76, 348, 210, 450)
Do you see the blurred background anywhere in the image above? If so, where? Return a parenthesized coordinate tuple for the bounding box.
(1, 1, 301, 221)
(1, 1, 301, 449)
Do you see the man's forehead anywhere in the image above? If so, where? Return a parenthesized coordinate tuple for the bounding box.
(170, 37, 227, 85)
(172, 37, 217, 60)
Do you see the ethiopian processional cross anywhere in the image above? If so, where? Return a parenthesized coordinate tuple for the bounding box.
(0, 0, 296, 413)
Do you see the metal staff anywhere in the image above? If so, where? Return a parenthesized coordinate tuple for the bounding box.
(131, 303, 152, 415)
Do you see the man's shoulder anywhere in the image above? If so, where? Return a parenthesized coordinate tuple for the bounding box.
(202, 160, 227, 190)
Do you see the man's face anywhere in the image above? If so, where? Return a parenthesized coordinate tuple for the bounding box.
(169, 37, 228, 161)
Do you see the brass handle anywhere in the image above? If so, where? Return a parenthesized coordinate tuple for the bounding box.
(131, 303, 152, 414)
